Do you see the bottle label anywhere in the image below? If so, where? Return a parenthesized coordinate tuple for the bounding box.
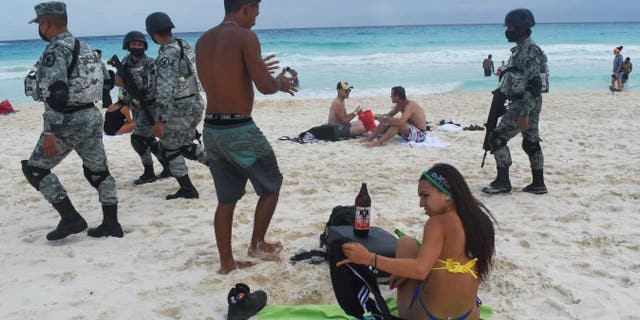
(354, 206, 371, 230)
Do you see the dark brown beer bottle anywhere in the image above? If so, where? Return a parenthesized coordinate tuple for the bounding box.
(354, 182, 371, 237)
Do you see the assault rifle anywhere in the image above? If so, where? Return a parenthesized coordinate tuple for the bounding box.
(481, 89, 507, 168)
(107, 55, 153, 115)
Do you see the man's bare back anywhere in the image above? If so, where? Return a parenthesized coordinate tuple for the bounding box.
(401, 100, 427, 131)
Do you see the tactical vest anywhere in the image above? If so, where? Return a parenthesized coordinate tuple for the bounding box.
(66, 41, 103, 105)
(174, 39, 201, 99)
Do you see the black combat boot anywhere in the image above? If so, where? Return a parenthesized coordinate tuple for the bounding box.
(166, 175, 199, 200)
(481, 166, 512, 194)
(522, 169, 548, 194)
(47, 197, 88, 241)
(87, 205, 124, 238)
(134, 164, 157, 185)
(157, 161, 172, 180)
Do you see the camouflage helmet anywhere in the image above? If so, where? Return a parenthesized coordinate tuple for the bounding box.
(504, 8, 536, 29)
(122, 31, 148, 50)
(145, 12, 174, 35)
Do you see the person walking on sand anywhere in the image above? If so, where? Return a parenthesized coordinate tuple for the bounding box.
(483, 55, 494, 77)
(482, 8, 548, 195)
(195, 0, 297, 274)
(622, 57, 632, 84)
(145, 12, 206, 200)
(22, 1, 122, 240)
(361, 86, 427, 148)
(610, 46, 624, 92)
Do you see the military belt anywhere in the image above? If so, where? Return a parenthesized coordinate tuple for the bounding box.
(62, 103, 95, 114)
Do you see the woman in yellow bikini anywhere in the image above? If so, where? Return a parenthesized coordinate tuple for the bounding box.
(338, 163, 496, 320)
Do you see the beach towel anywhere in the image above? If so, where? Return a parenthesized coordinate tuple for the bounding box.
(256, 298, 493, 320)
(0, 99, 15, 114)
(397, 135, 450, 148)
(434, 123, 463, 132)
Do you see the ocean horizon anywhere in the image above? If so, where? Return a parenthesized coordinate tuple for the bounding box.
(1, 22, 637, 105)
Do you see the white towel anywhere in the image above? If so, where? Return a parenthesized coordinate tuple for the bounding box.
(398, 134, 450, 148)
(434, 124, 463, 132)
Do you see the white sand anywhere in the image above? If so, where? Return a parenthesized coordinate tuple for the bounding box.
(1, 91, 639, 319)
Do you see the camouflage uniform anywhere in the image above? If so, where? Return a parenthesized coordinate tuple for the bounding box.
(493, 38, 545, 170)
(119, 54, 161, 167)
(155, 37, 205, 178)
(25, 31, 117, 206)
(22, 2, 122, 240)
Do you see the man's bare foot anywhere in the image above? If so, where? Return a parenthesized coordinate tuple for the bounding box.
(248, 241, 283, 261)
(219, 260, 255, 275)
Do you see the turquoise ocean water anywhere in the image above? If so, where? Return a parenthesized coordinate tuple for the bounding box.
(1, 23, 638, 105)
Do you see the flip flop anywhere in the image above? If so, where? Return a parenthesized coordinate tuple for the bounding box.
(227, 283, 267, 320)
(289, 249, 327, 265)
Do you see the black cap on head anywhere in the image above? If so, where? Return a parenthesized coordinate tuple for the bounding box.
(122, 31, 148, 50)
(145, 12, 174, 35)
(504, 8, 535, 29)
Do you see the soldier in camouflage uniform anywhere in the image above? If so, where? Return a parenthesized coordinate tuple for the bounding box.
(116, 31, 171, 185)
(482, 8, 548, 195)
(22, 2, 123, 240)
(146, 12, 206, 200)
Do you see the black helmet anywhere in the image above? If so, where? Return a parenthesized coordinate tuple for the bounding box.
(122, 31, 148, 50)
(145, 12, 174, 35)
(504, 8, 535, 29)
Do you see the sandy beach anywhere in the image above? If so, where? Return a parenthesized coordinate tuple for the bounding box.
(1, 91, 639, 319)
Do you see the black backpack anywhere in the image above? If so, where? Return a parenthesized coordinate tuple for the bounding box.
(329, 237, 402, 320)
(319, 205, 355, 252)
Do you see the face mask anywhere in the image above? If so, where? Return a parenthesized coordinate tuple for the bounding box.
(128, 48, 146, 58)
(38, 23, 49, 42)
(505, 29, 522, 42)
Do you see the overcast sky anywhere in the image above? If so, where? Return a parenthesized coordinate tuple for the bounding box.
(1, 0, 638, 41)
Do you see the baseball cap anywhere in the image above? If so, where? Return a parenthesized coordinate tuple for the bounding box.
(336, 81, 354, 91)
(29, 2, 67, 24)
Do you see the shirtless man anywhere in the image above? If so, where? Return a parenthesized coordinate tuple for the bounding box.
(328, 81, 366, 137)
(362, 86, 427, 148)
(195, 0, 296, 274)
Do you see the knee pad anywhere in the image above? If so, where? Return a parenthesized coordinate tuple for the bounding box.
(488, 130, 508, 152)
(130, 135, 151, 156)
(522, 139, 541, 158)
(83, 166, 111, 189)
(180, 144, 198, 161)
(163, 147, 182, 161)
(21, 160, 51, 191)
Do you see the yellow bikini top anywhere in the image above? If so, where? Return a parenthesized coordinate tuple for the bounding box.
(432, 258, 478, 279)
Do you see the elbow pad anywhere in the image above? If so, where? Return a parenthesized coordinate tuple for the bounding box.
(46, 81, 69, 112)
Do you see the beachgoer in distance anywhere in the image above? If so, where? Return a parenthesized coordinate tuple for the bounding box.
(482, 8, 548, 195)
(482, 55, 494, 77)
(622, 57, 632, 84)
(610, 46, 624, 91)
(146, 12, 207, 200)
(328, 81, 366, 137)
(22, 1, 123, 240)
(361, 86, 427, 147)
(338, 163, 496, 320)
(195, 0, 297, 275)
(116, 30, 171, 185)
(495, 60, 506, 78)
(103, 100, 134, 136)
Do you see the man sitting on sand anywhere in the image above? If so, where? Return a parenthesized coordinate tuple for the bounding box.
(361, 86, 427, 147)
(328, 81, 366, 137)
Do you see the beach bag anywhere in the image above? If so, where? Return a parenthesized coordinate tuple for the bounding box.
(0, 100, 15, 114)
(329, 237, 401, 320)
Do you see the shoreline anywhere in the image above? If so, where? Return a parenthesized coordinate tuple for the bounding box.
(1, 91, 639, 319)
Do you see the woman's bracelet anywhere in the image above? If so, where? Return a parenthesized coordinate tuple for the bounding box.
(369, 253, 377, 269)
